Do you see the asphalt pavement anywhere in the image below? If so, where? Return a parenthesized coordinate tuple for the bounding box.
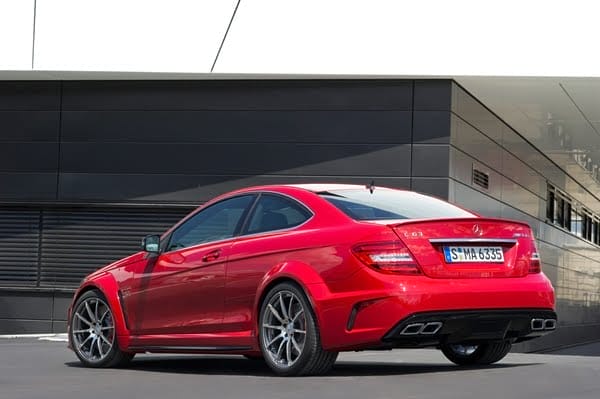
(1, 338, 600, 399)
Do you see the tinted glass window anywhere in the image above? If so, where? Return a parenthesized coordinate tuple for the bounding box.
(246, 194, 312, 234)
(167, 195, 254, 251)
(320, 189, 474, 220)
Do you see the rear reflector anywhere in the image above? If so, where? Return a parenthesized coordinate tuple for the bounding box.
(352, 241, 421, 275)
(529, 251, 541, 274)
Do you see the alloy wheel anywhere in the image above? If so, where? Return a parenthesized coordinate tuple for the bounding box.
(71, 297, 115, 363)
(261, 290, 307, 367)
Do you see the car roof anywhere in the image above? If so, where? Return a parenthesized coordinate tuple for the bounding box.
(285, 184, 398, 192)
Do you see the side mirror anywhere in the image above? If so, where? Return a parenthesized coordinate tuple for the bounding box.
(141, 234, 160, 253)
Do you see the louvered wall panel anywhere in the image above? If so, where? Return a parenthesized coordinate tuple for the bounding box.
(40, 208, 190, 287)
(0, 209, 41, 286)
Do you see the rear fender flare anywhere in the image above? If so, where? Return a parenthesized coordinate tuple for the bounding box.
(253, 261, 330, 337)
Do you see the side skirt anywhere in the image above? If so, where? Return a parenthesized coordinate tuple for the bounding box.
(128, 345, 253, 353)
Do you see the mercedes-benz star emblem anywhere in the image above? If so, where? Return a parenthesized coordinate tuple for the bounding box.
(472, 224, 483, 236)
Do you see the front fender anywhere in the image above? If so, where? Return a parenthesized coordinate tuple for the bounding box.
(69, 273, 132, 351)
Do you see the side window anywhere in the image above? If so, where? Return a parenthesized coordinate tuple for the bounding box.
(246, 194, 312, 235)
(167, 195, 254, 251)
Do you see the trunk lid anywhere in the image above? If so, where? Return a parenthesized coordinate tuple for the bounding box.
(389, 218, 536, 278)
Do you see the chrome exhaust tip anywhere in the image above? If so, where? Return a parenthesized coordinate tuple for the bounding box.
(531, 318, 545, 331)
(421, 322, 443, 335)
(543, 319, 557, 330)
(399, 323, 424, 335)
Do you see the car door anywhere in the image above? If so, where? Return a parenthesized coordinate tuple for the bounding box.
(124, 194, 256, 336)
(223, 194, 313, 333)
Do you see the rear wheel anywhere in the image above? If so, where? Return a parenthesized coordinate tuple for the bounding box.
(441, 341, 512, 366)
(70, 290, 133, 368)
(259, 282, 338, 376)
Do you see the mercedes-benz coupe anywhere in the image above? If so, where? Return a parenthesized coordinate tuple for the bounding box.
(68, 184, 556, 376)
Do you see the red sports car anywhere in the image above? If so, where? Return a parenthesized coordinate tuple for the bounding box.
(67, 184, 556, 376)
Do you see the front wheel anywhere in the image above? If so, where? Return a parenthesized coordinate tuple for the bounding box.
(70, 290, 133, 368)
(259, 282, 338, 376)
(440, 341, 512, 366)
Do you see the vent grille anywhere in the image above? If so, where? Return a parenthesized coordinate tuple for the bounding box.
(0, 209, 41, 286)
(0, 206, 191, 288)
(472, 168, 490, 190)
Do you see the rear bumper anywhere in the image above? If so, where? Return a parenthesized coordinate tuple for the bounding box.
(382, 309, 557, 348)
(311, 266, 555, 351)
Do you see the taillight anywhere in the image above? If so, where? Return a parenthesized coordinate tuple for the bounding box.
(529, 240, 541, 274)
(352, 241, 421, 275)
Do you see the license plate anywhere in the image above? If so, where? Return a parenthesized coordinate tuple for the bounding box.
(443, 246, 504, 263)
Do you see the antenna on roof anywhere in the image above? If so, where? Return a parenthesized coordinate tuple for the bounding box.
(366, 180, 375, 194)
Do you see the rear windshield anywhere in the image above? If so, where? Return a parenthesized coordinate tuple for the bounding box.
(319, 189, 475, 220)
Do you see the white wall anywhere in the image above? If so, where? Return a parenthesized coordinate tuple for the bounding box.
(1, 0, 600, 76)
(33, 0, 237, 72)
(215, 0, 600, 76)
(0, 0, 34, 70)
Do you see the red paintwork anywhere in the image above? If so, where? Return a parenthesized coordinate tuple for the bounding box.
(67, 184, 555, 354)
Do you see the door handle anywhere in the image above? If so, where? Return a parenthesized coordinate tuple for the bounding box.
(202, 249, 221, 262)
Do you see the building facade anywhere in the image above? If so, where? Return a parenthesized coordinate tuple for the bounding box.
(1, 79, 599, 352)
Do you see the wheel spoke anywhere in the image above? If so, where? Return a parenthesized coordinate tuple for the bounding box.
(96, 337, 104, 357)
(268, 304, 284, 323)
(75, 312, 92, 326)
(99, 309, 110, 323)
(293, 329, 306, 334)
(94, 299, 99, 321)
(73, 329, 89, 334)
(100, 326, 114, 331)
(262, 323, 282, 330)
(99, 333, 112, 346)
(276, 339, 286, 359)
(266, 334, 283, 347)
(286, 339, 292, 364)
(291, 337, 302, 354)
(279, 293, 289, 319)
(78, 334, 92, 350)
(291, 308, 304, 323)
(84, 301, 96, 323)
(288, 295, 294, 321)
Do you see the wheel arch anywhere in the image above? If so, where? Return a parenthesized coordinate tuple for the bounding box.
(253, 261, 330, 339)
(70, 274, 130, 349)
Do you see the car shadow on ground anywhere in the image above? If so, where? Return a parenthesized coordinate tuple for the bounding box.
(65, 356, 540, 377)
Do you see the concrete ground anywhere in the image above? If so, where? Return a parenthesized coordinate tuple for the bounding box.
(1, 338, 600, 399)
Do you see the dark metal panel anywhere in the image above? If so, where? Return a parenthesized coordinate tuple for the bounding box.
(61, 110, 412, 144)
(412, 111, 451, 144)
(0, 111, 60, 141)
(411, 178, 449, 199)
(61, 80, 413, 110)
(0, 209, 40, 286)
(0, 143, 59, 172)
(411, 144, 450, 177)
(0, 81, 61, 111)
(39, 208, 190, 287)
(0, 318, 53, 333)
(0, 173, 58, 200)
(0, 291, 52, 319)
(413, 80, 452, 111)
(59, 143, 411, 175)
(58, 174, 412, 203)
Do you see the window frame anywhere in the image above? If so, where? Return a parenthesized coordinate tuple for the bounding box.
(163, 194, 258, 253)
(239, 192, 314, 237)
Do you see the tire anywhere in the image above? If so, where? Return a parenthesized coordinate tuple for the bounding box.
(258, 282, 338, 376)
(440, 341, 512, 366)
(70, 289, 134, 368)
